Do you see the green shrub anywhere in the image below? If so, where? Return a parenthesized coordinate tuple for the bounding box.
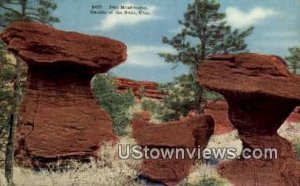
(203, 90, 223, 101)
(141, 99, 158, 113)
(0, 47, 14, 134)
(293, 141, 300, 160)
(92, 74, 135, 136)
(187, 178, 225, 186)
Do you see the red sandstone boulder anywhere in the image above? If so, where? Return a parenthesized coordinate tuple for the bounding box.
(0, 21, 126, 73)
(198, 53, 300, 185)
(132, 115, 214, 186)
(204, 100, 234, 134)
(198, 54, 300, 100)
(114, 77, 164, 100)
(1, 21, 127, 168)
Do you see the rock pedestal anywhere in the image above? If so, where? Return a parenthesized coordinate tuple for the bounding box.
(0, 21, 127, 168)
(198, 54, 300, 185)
(132, 115, 214, 186)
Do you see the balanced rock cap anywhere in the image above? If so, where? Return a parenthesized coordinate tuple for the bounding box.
(0, 21, 127, 73)
(198, 53, 300, 102)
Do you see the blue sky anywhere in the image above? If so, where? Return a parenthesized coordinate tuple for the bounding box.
(53, 0, 300, 83)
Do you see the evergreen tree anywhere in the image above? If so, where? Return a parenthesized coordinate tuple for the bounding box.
(285, 46, 300, 75)
(0, 1, 59, 185)
(147, 74, 223, 122)
(0, 0, 59, 27)
(159, 0, 253, 114)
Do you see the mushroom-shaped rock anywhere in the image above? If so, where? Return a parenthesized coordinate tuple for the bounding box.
(132, 115, 214, 186)
(0, 21, 126, 73)
(0, 21, 127, 168)
(198, 53, 300, 185)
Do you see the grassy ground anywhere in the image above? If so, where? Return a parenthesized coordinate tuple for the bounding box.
(0, 122, 299, 186)
(0, 137, 143, 186)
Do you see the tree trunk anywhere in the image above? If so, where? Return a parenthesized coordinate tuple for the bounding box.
(20, 0, 27, 18)
(5, 58, 21, 186)
(293, 62, 297, 74)
(194, 82, 204, 114)
(192, 65, 204, 114)
(4, 114, 17, 186)
(197, 23, 207, 114)
(4, 1, 27, 185)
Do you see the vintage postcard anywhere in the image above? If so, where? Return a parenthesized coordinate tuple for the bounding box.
(0, 0, 300, 185)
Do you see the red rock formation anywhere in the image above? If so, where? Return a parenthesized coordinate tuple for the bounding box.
(132, 115, 214, 186)
(198, 53, 300, 185)
(204, 100, 234, 134)
(114, 77, 164, 100)
(204, 100, 299, 135)
(1, 22, 126, 73)
(0, 21, 127, 168)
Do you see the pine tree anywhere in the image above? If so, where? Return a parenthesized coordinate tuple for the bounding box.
(147, 74, 223, 122)
(285, 46, 300, 75)
(159, 0, 253, 114)
(0, 1, 59, 185)
(0, 0, 59, 27)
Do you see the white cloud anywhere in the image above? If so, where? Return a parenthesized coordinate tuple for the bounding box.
(225, 7, 277, 28)
(95, 2, 159, 31)
(125, 45, 175, 67)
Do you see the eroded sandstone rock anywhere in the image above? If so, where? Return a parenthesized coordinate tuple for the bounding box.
(0, 21, 127, 168)
(198, 53, 300, 185)
(204, 100, 300, 135)
(1, 21, 126, 73)
(132, 115, 214, 186)
(115, 77, 164, 100)
(204, 100, 234, 134)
